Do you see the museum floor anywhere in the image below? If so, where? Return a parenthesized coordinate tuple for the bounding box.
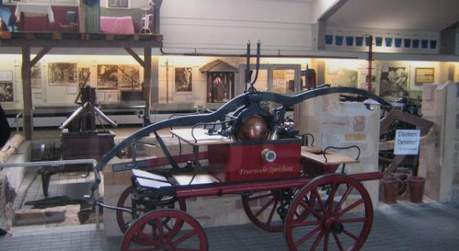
(0, 201, 458, 251)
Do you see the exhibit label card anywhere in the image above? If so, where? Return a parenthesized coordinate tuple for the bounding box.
(394, 129, 420, 155)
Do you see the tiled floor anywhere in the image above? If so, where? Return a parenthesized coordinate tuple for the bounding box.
(1, 202, 459, 251)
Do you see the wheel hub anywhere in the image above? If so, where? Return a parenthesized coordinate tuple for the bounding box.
(324, 217, 344, 234)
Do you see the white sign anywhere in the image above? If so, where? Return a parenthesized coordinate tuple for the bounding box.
(394, 129, 421, 155)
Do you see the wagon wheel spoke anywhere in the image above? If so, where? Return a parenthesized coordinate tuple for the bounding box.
(332, 232, 345, 251)
(266, 200, 278, 225)
(247, 192, 273, 201)
(171, 230, 198, 247)
(334, 185, 353, 214)
(339, 217, 366, 224)
(126, 248, 158, 251)
(290, 220, 319, 228)
(310, 231, 324, 251)
(162, 220, 173, 232)
(326, 183, 338, 215)
(242, 190, 286, 232)
(342, 229, 359, 240)
(336, 199, 363, 218)
(298, 200, 322, 220)
(255, 198, 275, 217)
(154, 218, 167, 243)
(323, 232, 329, 251)
(294, 225, 320, 246)
(311, 189, 326, 213)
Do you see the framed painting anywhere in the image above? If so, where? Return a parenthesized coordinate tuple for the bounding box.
(379, 66, 409, 98)
(0, 81, 14, 102)
(118, 65, 141, 90)
(415, 68, 435, 85)
(31, 64, 42, 88)
(175, 67, 193, 92)
(207, 72, 234, 103)
(97, 65, 118, 89)
(48, 63, 77, 85)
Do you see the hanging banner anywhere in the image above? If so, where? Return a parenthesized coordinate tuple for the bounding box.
(394, 129, 420, 155)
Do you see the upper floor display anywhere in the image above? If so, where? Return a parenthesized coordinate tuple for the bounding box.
(0, 0, 160, 34)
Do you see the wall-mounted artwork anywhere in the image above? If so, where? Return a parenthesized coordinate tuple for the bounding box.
(78, 67, 91, 87)
(118, 65, 140, 90)
(175, 67, 192, 92)
(0, 82, 14, 102)
(272, 69, 295, 93)
(414, 68, 435, 85)
(380, 66, 409, 98)
(31, 64, 42, 88)
(97, 65, 118, 89)
(327, 66, 358, 88)
(48, 63, 77, 85)
(108, 0, 129, 8)
(207, 72, 234, 103)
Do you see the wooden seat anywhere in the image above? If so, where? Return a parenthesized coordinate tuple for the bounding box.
(132, 169, 171, 189)
(132, 169, 168, 182)
(172, 173, 220, 186)
(136, 178, 172, 188)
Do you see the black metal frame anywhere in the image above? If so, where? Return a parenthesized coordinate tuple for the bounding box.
(91, 86, 391, 193)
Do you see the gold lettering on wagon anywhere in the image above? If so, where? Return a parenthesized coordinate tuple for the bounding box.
(239, 166, 295, 175)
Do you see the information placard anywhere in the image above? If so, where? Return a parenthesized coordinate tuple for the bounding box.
(394, 129, 420, 155)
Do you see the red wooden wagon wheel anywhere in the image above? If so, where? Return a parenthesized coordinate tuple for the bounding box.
(116, 186, 187, 244)
(121, 209, 208, 251)
(284, 174, 373, 251)
(242, 189, 296, 232)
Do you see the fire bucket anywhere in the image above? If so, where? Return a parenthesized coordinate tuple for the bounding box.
(382, 177, 398, 204)
(408, 176, 425, 203)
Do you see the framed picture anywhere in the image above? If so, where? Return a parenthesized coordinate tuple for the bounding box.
(380, 66, 409, 98)
(48, 63, 77, 85)
(97, 65, 118, 89)
(207, 72, 234, 103)
(415, 68, 435, 85)
(118, 65, 140, 90)
(0, 81, 14, 102)
(108, 0, 129, 8)
(327, 68, 358, 88)
(78, 67, 91, 87)
(272, 69, 295, 93)
(31, 64, 42, 88)
(175, 67, 193, 92)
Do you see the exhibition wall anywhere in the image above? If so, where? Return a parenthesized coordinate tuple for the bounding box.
(0, 54, 456, 114)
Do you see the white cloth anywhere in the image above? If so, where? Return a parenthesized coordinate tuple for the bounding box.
(15, 3, 55, 23)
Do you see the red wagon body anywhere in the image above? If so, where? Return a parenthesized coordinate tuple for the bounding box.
(208, 140, 301, 182)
